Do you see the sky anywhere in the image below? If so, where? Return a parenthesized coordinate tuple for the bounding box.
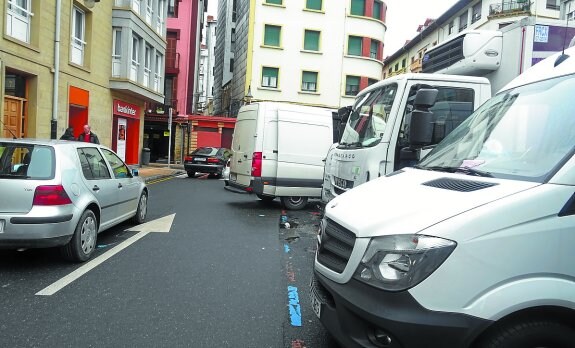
(206, 0, 458, 57)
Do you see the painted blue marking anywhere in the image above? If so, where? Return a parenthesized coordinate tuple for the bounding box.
(284, 244, 290, 253)
(288, 286, 302, 327)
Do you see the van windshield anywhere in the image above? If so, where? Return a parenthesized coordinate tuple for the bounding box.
(419, 74, 575, 183)
(339, 83, 397, 149)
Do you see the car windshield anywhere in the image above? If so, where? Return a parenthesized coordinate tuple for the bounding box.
(192, 147, 219, 156)
(339, 83, 397, 148)
(419, 73, 575, 183)
(0, 143, 55, 180)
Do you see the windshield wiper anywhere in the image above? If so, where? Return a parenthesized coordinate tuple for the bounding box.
(344, 142, 363, 148)
(416, 165, 493, 178)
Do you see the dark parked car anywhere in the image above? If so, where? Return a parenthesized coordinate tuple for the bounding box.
(184, 147, 231, 178)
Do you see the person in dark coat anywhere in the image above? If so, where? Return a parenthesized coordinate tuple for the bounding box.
(77, 124, 100, 144)
(60, 127, 76, 141)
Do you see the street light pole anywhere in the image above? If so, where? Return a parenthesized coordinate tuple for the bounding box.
(167, 107, 173, 169)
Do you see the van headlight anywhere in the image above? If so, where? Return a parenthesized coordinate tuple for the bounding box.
(353, 235, 456, 292)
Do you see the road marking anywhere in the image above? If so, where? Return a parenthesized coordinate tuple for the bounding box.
(36, 214, 176, 296)
(288, 286, 302, 327)
(148, 177, 175, 185)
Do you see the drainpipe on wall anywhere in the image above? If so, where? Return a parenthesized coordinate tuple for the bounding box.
(51, 0, 62, 139)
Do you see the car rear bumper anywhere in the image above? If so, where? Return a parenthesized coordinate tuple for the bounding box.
(312, 270, 490, 348)
(0, 205, 79, 248)
(184, 164, 224, 174)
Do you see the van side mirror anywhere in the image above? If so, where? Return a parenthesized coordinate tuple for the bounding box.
(409, 89, 438, 147)
(332, 106, 352, 143)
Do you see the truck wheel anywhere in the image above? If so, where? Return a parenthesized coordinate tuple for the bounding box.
(477, 320, 575, 348)
(257, 194, 275, 203)
(187, 171, 195, 178)
(61, 210, 98, 262)
(281, 196, 308, 210)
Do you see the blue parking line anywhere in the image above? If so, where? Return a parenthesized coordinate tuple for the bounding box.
(287, 286, 302, 327)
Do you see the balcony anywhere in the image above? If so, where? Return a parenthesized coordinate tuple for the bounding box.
(145, 99, 178, 117)
(489, 1, 531, 18)
(410, 59, 422, 73)
(165, 52, 180, 74)
(389, 67, 407, 77)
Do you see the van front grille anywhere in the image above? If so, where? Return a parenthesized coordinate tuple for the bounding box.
(317, 219, 356, 273)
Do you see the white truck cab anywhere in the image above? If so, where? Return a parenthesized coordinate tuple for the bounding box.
(322, 73, 491, 203)
(312, 47, 575, 348)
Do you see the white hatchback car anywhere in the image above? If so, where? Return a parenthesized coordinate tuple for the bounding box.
(0, 139, 148, 262)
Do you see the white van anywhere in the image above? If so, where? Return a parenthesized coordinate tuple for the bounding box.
(312, 47, 575, 347)
(229, 102, 334, 210)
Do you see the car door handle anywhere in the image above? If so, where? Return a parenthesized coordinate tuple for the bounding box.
(118, 183, 123, 189)
(92, 185, 100, 192)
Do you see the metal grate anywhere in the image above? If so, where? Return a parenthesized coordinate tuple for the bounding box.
(317, 219, 356, 273)
(422, 177, 497, 192)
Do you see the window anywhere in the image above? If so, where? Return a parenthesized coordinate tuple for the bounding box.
(472, 2, 482, 23)
(388, 68, 392, 74)
(156, 0, 165, 33)
(145, 0, 153, 24)
(345, 75, 360, 96)
(71, 6, 86, 65)
(394, 63, 399, 71)
(304, 30, 320, 51)
(144, 46, 152, 87)
(167, 0, 177, 17)
(0, 144, 55, 180)
(546, 0, 559, 10)
(6, 0, 33, 43)
(264, 25, 281, 47)
(154, 53, 162, 92)
(459, 12, 468, 32)
(402, 58, 406, 68)
(373, 1, 382, 20)
(230, 58, 234, 72)
(77, 148, 111, 180)
(132, 0, 141, 14)
(131, 36, 141, 81)
(348, 36, 362, 56)
(350, 0, 365, 16)
(306, 0, 322, 10)
(262, 67, 279, 88)
(112, 28, 122, 77)
(368, 78, 378, 86)
(102, 149, 130, 178)
(265, 0, 282, 4)
(448, 21, 455, 35)
(370, 40, 379, 59)
(301, 71, 318, 92)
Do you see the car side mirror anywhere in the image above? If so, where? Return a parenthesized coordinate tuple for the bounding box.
(409, 89, 438, 148)
(131, 168, 139, 177)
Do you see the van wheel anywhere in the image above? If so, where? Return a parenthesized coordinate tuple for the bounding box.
(61, 210, 98, 262)
(477, 320, 575, 348)
(281, 196, 308, 210)
(257, 194, 275, 203)
(187, 171, 195, 178)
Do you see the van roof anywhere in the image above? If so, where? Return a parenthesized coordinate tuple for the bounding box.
(359, 73, 490, 97)
(246, 101, 336, 114)
(500, 46, 575, 92)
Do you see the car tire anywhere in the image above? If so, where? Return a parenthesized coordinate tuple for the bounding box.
(187, 171, 195, 178)
(131, 191, 148, 224)
(281, 196, 308, 210)
(477, 320, 575, 348)
(61, 209, 98, 262)
(257, 194, 275, 203)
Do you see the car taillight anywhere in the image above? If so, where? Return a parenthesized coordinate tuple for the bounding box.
(251, 152, 263, 177)
(184, 156, 193, 162)
(33, 185, 72, 206)
(207, 157, 219, 163)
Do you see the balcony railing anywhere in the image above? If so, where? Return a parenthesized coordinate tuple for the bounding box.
(165, 52, 180, 74)
(489, 1, 531, 17)
(145, 99, 178, 116)
(410, 59, 422, 73)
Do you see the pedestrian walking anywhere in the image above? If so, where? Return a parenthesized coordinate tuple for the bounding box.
(77, 124, 100, 144)
(60, 127, 76, 141)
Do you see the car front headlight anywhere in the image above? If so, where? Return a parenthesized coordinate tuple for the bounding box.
(353, 235, 456, 292)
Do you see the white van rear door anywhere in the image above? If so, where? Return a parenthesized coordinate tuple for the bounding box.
(230, 108, 258, 187)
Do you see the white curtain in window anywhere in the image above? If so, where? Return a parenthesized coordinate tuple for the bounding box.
(144, 46, 152, 87)
(131, 36, 140, 81)
(71, 7, 86, 65)
(7, 0, 33, 43)
(112, 29, 122, 77)
(154, 54, 162, 92)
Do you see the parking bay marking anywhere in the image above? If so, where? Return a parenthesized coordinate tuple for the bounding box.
(35, 214, 176, 296)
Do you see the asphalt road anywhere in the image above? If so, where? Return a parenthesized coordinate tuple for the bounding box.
(0, 175, 338, 348)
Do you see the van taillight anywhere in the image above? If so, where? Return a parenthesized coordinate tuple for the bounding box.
(33, 185, 72, 206)
(251, 152, 263, 177)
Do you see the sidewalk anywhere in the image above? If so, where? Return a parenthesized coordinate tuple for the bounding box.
(134, 163, 186, 183)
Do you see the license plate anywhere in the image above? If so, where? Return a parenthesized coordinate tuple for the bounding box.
(230, 173, 237, 182)
(0, 220, 4, 233)
(311, 291, 322, 319)
(195, 158, 206, 162)
(334, 177, 348, 188)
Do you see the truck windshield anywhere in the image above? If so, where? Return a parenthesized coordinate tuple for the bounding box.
(339, 83, 397, 148)
(419, 73, 575, 183)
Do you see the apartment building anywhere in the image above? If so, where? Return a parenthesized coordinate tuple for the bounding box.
(213, 0, 387, 117)
(384, 0, 562, 79)
(198, 15, 217, 115)
(0, 0, 167, 165)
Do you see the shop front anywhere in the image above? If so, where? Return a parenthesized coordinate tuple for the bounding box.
(111, 100, 140, 165)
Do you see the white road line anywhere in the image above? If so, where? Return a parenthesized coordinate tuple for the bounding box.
(36, 231, 150, 296)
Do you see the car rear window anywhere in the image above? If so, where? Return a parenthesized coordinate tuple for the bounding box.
(0, 143, 55, 180)
(192, 147, 219, 156)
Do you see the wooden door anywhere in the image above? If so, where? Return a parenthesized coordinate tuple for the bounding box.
(3, 96, 25, 139)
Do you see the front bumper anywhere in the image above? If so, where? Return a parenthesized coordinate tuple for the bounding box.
(184, 163, 223, 174)
(312, 270, 490, 348)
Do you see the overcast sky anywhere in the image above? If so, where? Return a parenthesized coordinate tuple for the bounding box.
(206, 0, 458, 56)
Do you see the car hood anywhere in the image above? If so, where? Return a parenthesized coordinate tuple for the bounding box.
(325, 168, 540, 238)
